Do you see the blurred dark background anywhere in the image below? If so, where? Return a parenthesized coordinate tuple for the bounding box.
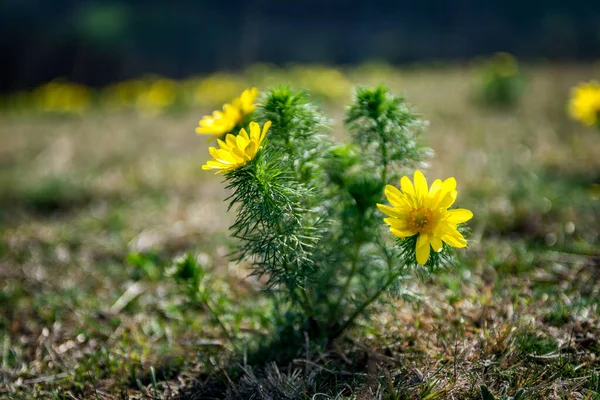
(1, 0, 600, 92)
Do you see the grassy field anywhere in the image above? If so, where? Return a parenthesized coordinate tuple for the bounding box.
(1, 65, 599, 399)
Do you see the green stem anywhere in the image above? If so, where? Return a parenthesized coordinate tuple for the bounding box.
(332, 271, 400, 339)
(204, 300, 235, 347)
(376, 121, 389, 184)
(300, 285, 314, 317)
(333, 244, 361, 314)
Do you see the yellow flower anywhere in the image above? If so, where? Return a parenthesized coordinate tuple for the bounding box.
(195, 88, 259, 137)
(136, 79, 177, 114)
(569, 81, 600, 127)
(233, 87, 259, 114)
(202, 121, 271, 173)
(196, 103, 242, 136)
(34, 82, 92, 114)
(377, 170, 473, 265)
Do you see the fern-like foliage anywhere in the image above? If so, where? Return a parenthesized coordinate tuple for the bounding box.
(254, 85, 331, 185)
(346, 85, 425, 184)
(224, 148, 321, 310)
(215, 85, 446, 343)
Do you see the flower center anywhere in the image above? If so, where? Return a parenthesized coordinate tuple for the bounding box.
(407, 207, 433, 233)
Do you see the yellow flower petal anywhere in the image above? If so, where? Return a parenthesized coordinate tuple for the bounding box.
(208, 147, 230, 163)
(236, 134, 249, 151)
(429, 179, 442, 197)
(400, 176, 416, 201)
(260, 120, 272, 143)
(239, 128, 250, 141)
(441, 229, 467, 248)
(384, 217, 409, 230)
(245, 142, 257, 159)
(442, 177, 456, 193)
(390, 227, 415, 238)
(224, 134, 236, 147)
(217, 148, 241, 163)
(413, 170, 428, 198)
(430, 236, 443, 252)
(239, 87, 259, 113)
(217, 138, 229, 150)
(249, 121, 260, 142)
(202, 160, 226, 169)
(437, 190, 457, 209)
(446, 209, 473, 224)
(416, 234, 431, 265)
(377, 203, 405, 218)
(384, 185, 411, 210)
(196, 125, 222, 134)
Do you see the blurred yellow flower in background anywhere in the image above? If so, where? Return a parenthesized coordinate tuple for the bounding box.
(196, 88, 259, 137)
(32, 82, 92, 114)
(100, 77, 178, 113)
(202, 121, 270, 173)
(288, 65, 351, 100)
(100, 79, 146, 110)
(378, 170, 473, 265)
(191, 73, 248, 106)
(136, 78, 178, 114)
(569, 81, 600, 127)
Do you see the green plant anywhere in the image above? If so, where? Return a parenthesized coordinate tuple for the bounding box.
(126, 251, 166, 281)
(197, 85, 472, 348)
(168, 253, 236, 344)
(475, 53, 525, 108)
(515, 332, 558, 355)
